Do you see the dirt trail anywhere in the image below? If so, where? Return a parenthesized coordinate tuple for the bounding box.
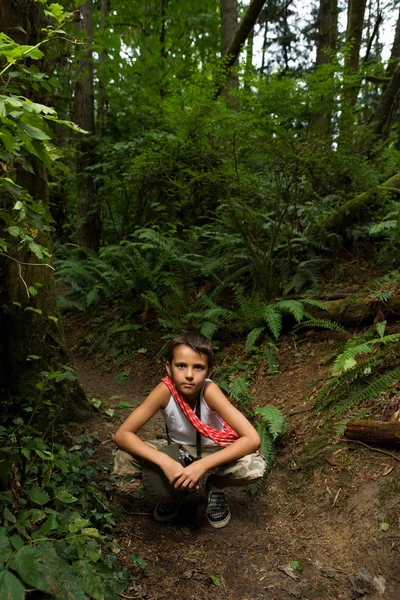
(74, 332, 400, 600)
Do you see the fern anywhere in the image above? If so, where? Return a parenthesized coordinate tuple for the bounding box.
(254, 406, 286, 440)
(292, 318, 344, 334)
(263, 306, 282, 339)
(248, 406, 286, 497)
(332, 342, 373, 375)
(333, 332, 400, 375)
(245, 327, 265, 352)
(275, 300, 304, 323)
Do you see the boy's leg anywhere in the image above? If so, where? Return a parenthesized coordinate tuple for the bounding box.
(113, 439, 168, 477)
(113, 440, 185, 523)
(182, 446, 266, 528)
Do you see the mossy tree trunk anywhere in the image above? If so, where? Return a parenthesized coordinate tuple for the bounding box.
(324, 172, 400, 231)
(309, 0, 338, 140)
(0, 0, 90, 424)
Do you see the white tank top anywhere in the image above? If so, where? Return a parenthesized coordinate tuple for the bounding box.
(161, 379, 224, 446)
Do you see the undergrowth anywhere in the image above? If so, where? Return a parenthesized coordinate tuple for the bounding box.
(313, 321, 400, 437)
(0, 373, 130, 599)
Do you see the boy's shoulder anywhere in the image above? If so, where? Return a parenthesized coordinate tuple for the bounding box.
(203, 380, 228, 410)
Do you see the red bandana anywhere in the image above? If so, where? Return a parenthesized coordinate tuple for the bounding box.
(162, 376, 239, 447)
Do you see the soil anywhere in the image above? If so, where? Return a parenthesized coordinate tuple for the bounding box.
(72, 330, 400, 600)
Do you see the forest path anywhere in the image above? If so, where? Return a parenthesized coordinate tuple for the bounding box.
(73, 331, 400, 600)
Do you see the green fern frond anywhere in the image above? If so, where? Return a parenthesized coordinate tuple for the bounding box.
(332, 343, 373, 375)
(256, 422, 275, 469)
(245, 327, 265, 352)
(263, 306, 282, 339)
(264, 342, 279, 373)
(199, 321, 220, 339)
(275, 300, 304, 323)
(254, 406, 286, 440)
(293, 318, 344, 334)
(301, 298, 328, 310)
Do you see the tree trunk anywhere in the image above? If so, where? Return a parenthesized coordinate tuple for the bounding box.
(315, 0, 338, 66)
(97, 0, 108, 139)
(325, 172, 400, 231)
(309, 0, 338, 138)
(373, 63, 400, 140)
(385, 7, 400, 82)
(345, 420, 400, 446)
(215, 0, 266, 98)
(0, 0, 90, 424)
(221, 0, 239, 90)
(338, 0, 367, 149)
(74, 0, 101, 253)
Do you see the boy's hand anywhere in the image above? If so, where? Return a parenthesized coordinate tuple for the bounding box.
(160, 455, 186, 485)
(172, 460, 208, 491)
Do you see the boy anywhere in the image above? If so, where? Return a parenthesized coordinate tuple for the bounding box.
(113, 332, 265, 528)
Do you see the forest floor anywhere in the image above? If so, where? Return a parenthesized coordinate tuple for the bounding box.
(71, 328, 400, 600)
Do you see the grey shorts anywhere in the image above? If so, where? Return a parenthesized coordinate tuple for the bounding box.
(113, 439, 266, 481)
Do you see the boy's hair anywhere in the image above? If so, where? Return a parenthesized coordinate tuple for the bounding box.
(167, 331, 213, 371)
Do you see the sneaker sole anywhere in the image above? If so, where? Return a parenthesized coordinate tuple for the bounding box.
(206, 512, 231, 529)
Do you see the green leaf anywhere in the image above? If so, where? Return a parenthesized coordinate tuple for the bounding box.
(129, 554, 148, 569)
(55, 488, 78, 504)
(289, 560, 303, 571)
(28, 486, 50, 505)
(34, 449, 54, 460)
(210, 575, 222, 586)
(11, 545, 49, 592)
(0, 531, 10, 550)
(22, 45, 44, 60)
(0, 570, 25, 600)
(381, 522, 390, 531)
(7, 225, 20, 237)
(37, 513, 59, 535)
(104, 407, 115, 417)
(24, 101, 56, 115)
(118, 401, 134, 408)
(81, 527, 99, 537)
(4, 507, 16, 523)
(28, 242, 44, 259)
(19, 122, 50, 140)
(10, 535, 24, 550)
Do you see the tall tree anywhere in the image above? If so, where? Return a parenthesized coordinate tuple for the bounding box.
(215, 0, 267, 97)
(309, 0, 338, 138)
(74, 0, 101, 252)
(338, 0, 368, 149)
(0, 0, 89, 422)
(221, 0, 239, 90)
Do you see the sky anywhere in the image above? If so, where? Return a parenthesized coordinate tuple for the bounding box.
(249, 0, 398, 69)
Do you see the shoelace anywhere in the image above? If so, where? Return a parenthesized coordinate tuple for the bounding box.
(207, 491, 229, 518)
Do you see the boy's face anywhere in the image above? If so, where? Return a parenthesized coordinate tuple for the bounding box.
(166, 344, 211, 402)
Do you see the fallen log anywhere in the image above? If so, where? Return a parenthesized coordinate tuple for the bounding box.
(344, 420, 400, 446)
(304, 290, 400, 325)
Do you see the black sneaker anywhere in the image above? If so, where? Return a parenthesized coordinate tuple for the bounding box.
(153, 502, 179, 522)
(206, 485, 231, 529)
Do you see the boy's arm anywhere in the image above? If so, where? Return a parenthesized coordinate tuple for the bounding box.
(172, 382, 261, 490)
(114, 383, 187, 484)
